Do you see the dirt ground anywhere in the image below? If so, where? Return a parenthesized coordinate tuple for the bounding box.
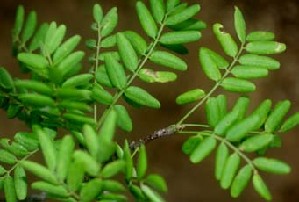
(0, 0, 298, 201)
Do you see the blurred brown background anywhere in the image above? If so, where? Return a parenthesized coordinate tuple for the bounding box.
(0, 0, 299, 201)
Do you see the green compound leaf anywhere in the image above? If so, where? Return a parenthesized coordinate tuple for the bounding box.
(253, 157, 291, 175)
(149, 0, 165, 24)
(220, 153, 240, 189)
(98, 109, 117, 142)
(137, 144, 147, 179)
(117, 32, 138, 71)
(37, 128, 56, 171)
(166, 4, 201, 26)
(252, 173, 272, 201)
(136, 1, 158, 39)
(280, 112, 299, 133)
(199, 47, 222, 81)
(20, 161, 57, 184)
(150, 51, 187, 71)
(101, 7, 118, 37)
(139, 69, 177, 83)
(114, 105, 133, 132)
(176, 89, 205, 105)
(234, 7, 246, 43)
(0, 67, 14, 90)
(231, 65, 268, 79)
(53, 35, 81, 64)
(92, 84, 113, 105)
(141, 184, 165, 202)
(104, 54, 127, 90)
(182, 135, 202, 155)
(4, 175, 17, 202)
(160, 31, 201, 45)
(14, 166, 27, 200)
(93, 4, 103, 24)
(265, 100, 291, 133)
(32, 181, 69, 198)
(239, 54, 280, 70)
(246, 32, 275, 41)
(18, 53, 48, 77)
(190, 136, 217, 163)
(144, 174, 168, 192)
(124, 31, 147, 55)
(101, 160, 126, 178)
(0, 149, 18, 164)
(21, 11, 37, 43)
(13, 5, 25, 37)
(230, 165, 252, 198)
(225, 115, 260, 142)
(213, 24, 238, 57)
(221, 77, 256, 93)
(83, 125, 98, 159)
(29, 23, 49, 52)
(125, 86, 160, 109)
(45, 24, 67, 54)
(80, 178, 102, 202)
(239, 133, 274, 152)
(246, 41, 286, 55)
(205, 97, 220, 127)
(56, 135, 75, 181)
(215, 142, 229, 180)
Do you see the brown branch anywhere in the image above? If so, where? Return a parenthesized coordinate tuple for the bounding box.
(129, 124, 184, 150)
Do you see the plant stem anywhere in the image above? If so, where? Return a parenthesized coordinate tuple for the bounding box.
(176, 43, 246, 127)
(96, 16, 168, 131)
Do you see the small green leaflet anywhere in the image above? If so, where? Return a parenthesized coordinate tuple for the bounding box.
(220, 153, 240, 189)
(230, 165, 252, 198)
(189, 136, 217, 163)
(213, 24, 238, 57)
(138, 69, 177, 83)
(93, 4, 103, 24)
(221, 77, 256, 93)
(136, 2, 158, 39)
(150, 51, 187, 71)
(215, 142, 229, 180)
(149, 0, 165, 24)
(199, 47, 222, 81)
(160, 31, 201, 45)
(176, 89, 205, 105)
(166, 4, 201, 26)
(116, 32, 139, 71)
(246, 41, 286, 54)
(137, 144, 147, 179)
(239, 54, 280, 70)
(114, 105, 133, 132)
(125, 86, 160, 109)
(101, 7, 118, 37)
(252, 173, 272, 201)
(280, 112, 299, 132)
(247, 32, 275, 41)
(234, 7, 246, 43)
(253, 157, 291, 175)
(0, 67, 14, 90)
(21, 11, 37, 43)
(144, 174, 168, 192)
